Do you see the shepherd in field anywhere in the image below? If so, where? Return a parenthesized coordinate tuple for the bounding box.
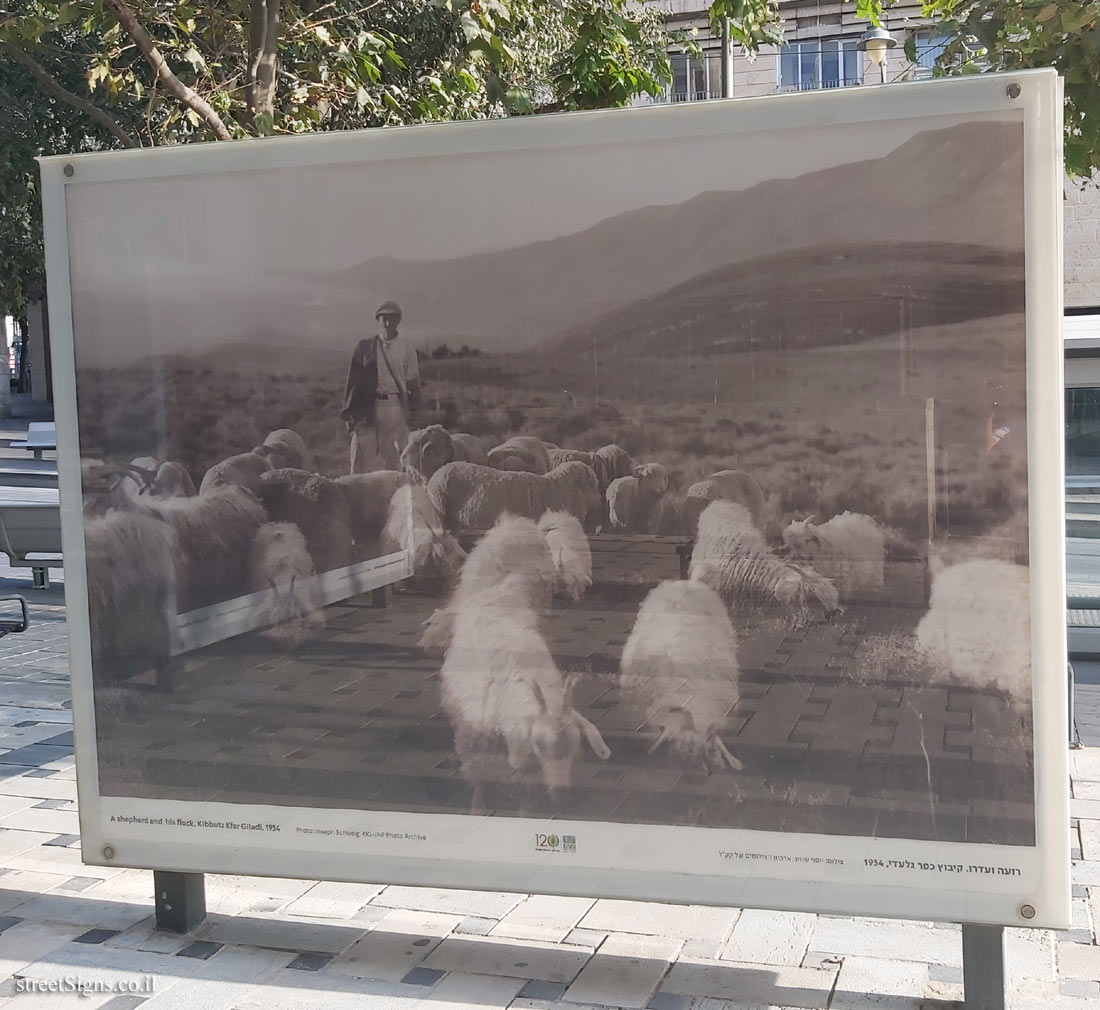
(340, 300, 422, 473)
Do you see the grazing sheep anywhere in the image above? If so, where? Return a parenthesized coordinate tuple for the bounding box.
(199, 451, 272, 498)
(428, 460, 601, 532)
(82, 462, 142, 517)
(487, 436, 553, 474)
(419, 513, 556, 654)
(782, 511, 885, 601)
(914, 558, 1030, 707)
(547, 445, 636, 493)
(401, 426, 489, 482)
(440, 574, 611, 811)
(153, 486, 270, 612)
(252, 429, 312, 472)
(620, 579, 742, 774)
(379, 482, 466, 582)
(336, 470, 408, 546)
(682, 470, 766, 535)
(123, 457, 198, 500)
(259, 468, 354, 574)
(607, 463, 669, 534)
(538, 510, 592, 602)
(247, 522, 325, 650)
(84, 509, 175, 682)
(690, 501, 839, 616)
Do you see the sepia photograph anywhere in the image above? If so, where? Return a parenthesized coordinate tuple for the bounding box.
(61, 102, 1036, 854)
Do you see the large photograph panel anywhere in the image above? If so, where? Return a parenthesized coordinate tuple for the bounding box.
(49, 81, 1062, 923)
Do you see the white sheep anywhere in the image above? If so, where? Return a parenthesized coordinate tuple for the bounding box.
(682, 470, 766, 535)
(84, 509, 176, 681)
(428, 460, 601, 532)
(620, 579, 742, 774)
(547, 444, 636, 494)
(690, 501, 839, 616)
(379, 482, 466, 582)
(607, 463, 669, 534)
(247, 522, 325, 650)
(781, 511, 885, 601)
(252, 428, 312, 472)
(401, 426, 489, 482)
(487, 435, 554, 474)
(914, 558, 1030, 707)
(124, 457, 197, 500)
(440, 573, 611, 811)
(199, 451, 272, 498)
(419, 513, 557, 654)
(258, 468, 354, 574)
(538, 510, 592, 602)
(336, 470, 408, 547)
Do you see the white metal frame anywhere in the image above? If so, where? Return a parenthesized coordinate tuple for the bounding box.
(41, 69, 1068, 929)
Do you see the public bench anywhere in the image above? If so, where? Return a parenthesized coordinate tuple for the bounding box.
(8, 421, 57, 461)
(0, 490, 63, 589)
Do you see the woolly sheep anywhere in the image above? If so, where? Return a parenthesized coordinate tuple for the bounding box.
(252, 428, 312, 472)
(401, 426, 489, 482)
(199, 451, 272, 498)
(428, 460, 601, 532)
(487, 436, 553, 474)
(538, 510, 592, 602)
(124, 457, 197, 500)
(259, 468, 354, 574)
(419, 513, 557, 654)
(620, 579, 742, 774)
(379, 483, 466, 582)
(152, 485, 269, 612)
(440, 574, 611, 811)
(547, 445, 636, 494)
(690, 501, 839, 615)
(84, 509, 175, 682)
(247, 522, 325, 650)
(914, 559, 1030, 706)
(782, 511, 885, 601)
(336, 470, 408, 546)
(607, 463, 669, 534)
(682, 470, 766, 535)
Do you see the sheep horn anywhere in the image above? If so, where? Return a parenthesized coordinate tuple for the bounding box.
(713, 737, 743, 771)
(124, 463, 159, 494)
(647, 725, 674, 754)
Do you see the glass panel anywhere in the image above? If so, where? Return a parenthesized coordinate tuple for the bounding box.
(707, 52, 723, 96)
(691, 57, 707, 99)
(1066, 387, 1100, 475)
(671, 54, 688, 101)
(821, 40, 840, 87)
(1066, 386, 1100, 601)
(843, 41, 859, 84)
(779, 45, 799, 88)
(800, 44, 820, 89)
(917, 31, 953, 69)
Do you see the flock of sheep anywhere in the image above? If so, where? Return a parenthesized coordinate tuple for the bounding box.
(80, 421, 1031, 809)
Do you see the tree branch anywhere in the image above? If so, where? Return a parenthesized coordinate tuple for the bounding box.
(0, 40, 138, 148)
(247, 0, 280, 132)
(102, 0, 233, 140)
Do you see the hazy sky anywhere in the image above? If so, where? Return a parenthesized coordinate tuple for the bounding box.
(67, 110, 1015, 278)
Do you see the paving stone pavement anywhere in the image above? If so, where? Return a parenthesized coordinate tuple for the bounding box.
(0, 560, 1098, 1008)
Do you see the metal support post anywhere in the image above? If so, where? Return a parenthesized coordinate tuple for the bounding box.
(720, 18, 733, 99)
(154, 870, 206, 933)
(961, 923, 1006, 1010)
(371, 585, 389, 609)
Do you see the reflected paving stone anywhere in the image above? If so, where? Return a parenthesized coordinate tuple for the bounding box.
(423, 934, 593, 983)
(330, 909, 462, 982)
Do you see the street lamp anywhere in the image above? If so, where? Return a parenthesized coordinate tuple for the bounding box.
(858, 26, 898, 84)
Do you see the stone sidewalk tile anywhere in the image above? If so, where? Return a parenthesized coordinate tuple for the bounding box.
(1088, 887, 1100, 942)
(193, 913, 365, 955)
(137, 944, 294, 1010)
(1006, 927, 1056, 981)
(0, 774, 78, 800)
(1072, 750, 1100, 781)
(0, 919, 82, 981)
(808, 917, 961, 966)
(423, 933, 593, 983)
(0, 827, 54, 862)
(718, 908, 817, 967)
(1, 805, 80, 836)
(660, 957, 837, 1008)
(285, 881, 384, 920)
(578, 899, 739, 942)
(1079, 819, 1100, 862)
(217, 969, 427, 1010)
(16, 939, 203, 996)
(4, 838, 90, 876)
(1074, 781, 1100, 801)
(3, 892, 150, 932)
(489, 895, 595, 943)
(1070, 860, 1100, 887)
(371, 886, 521, 920)
(1070, 798, 1100, 821)
(330, 909, 462, 982)
(830, 954, 938, 1010)
(419, 970, 526, 1009)
(0, 794, 37, 819)
(1058, 939, 1100, 982)
(563, 934, 682, 1008)
(202, 875, 316, 917)
(0, 869, 74, 914)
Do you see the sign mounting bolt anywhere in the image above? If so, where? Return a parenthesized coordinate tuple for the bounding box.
(1019, 904, 1035, 919)
(102, 845, 115, 860)
(63, 164, 75, 177)
(1006, 83, 1021, 99)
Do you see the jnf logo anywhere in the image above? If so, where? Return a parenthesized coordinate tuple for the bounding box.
(535, 832, 575, 853)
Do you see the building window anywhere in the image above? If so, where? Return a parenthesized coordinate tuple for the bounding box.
(778, 39, 860, 91)
(911, 30, 953, 74)
(668, 52, 723, 102)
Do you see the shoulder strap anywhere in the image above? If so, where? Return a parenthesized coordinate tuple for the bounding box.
(377, 338, 408, 400)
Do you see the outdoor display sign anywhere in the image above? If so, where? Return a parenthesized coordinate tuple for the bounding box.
(41, 68, 1068, 928)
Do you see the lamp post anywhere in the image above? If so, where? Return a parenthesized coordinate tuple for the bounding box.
(857, 26, 898, 85)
